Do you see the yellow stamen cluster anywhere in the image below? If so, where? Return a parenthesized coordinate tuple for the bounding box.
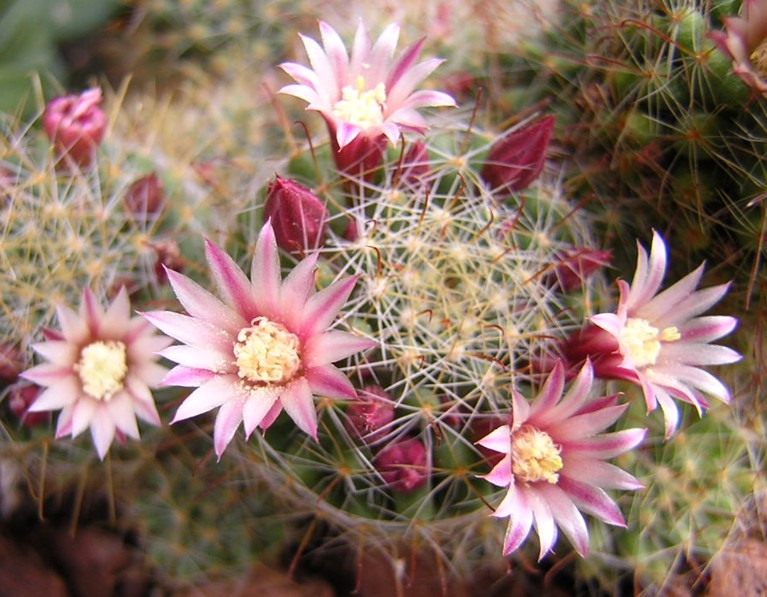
(332, 76, 387, 129)
(234, 317, 301, 385)
(512, 425, 563, 484)
(750, 38, 767, 79)
(76, 340, 128, 400)
(621, 317, 680, 368)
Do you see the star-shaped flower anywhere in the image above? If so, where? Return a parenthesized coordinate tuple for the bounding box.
(144, 222, 376, 459)
(279, 20, 456, 150)
(477, 361, 645, 559)
(591, 231, 741, 437)
(20, 287, 172, 459)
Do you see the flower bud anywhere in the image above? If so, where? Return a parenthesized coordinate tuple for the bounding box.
(397, 141, 430, 189)
(325, 118, 388, 181)
(152, 239, 184, 284)
(375, 438, 429, 493)
(264, 176, 328, 254)
(543, 248, 612, 292)
(43, 88, 107, 167)
(345, 385, 395, 443)
(8, 383, 48, 427)
(0, 343, 23, 383)
(481, 115, 555, 192)
(124, 173, 165, 223)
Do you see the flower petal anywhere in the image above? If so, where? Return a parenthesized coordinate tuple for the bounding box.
(279, 377, 318, 439)
(242, 388, 279, 437)
(213, 397, 245, 459)
(305, 364, 356, 399)
(300, 275, 359, 336)
(251, 221, 282, 317)
(166, 269, 245, 334)
(304, 331, 375, 366)
(172, 374, 241, 423)
(205, 238, 258, 319)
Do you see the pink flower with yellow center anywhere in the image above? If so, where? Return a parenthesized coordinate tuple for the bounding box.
(20, 288, 172, 459)
(477, 361, 645, 559)
(711, 0, 767, 94)
(591, 231, 741, 438)
(279, 21, 455, 175)
(143, 222, 376, 459)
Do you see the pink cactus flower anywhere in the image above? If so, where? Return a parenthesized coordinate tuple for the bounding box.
(375, 437, 429, 493)
(711, 0, 767, 94)
(42, 88, 107, 166)
(591, 231, 741, 438)
(481, 115, 555, 193)
(144, 222, 376, 459)
(279, 21, 455, 176)
(477, 361, 645, 559)
(19, 288, 172, 459)
(263, 176, 328, 255)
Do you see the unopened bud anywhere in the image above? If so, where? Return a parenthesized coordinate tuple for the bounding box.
(544, 248, 612, 292)
(345, 385, 395, 443)
(397, 141, 430, 189)
(124, 173, 165, 223)
(153, 239, 184, 284)
(375, 438, 429, 493)
(43, 88, 107, 167)
(264, 176, 328, 254)
(0, 343, 23, 383)
(8, 383, 48, 427)
(481, 115, 555, 192)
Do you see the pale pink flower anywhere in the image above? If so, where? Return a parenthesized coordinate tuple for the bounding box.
(279, 20, 455, 153)
(591, 231, 741, 438)
(20, 288, 172, 459)
(711, 0, 767, 94)
(477, 361, 645, 559)
(144, 222, 376, 459)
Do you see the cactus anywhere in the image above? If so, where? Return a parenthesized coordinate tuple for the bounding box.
(224, 119, 611, 577)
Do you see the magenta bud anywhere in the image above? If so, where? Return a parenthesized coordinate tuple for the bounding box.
(481, 115, 555, 192)
(152, 239, 184, 284)
(375, 438, 429, 493)
(124, 173, 165, 223)
(544, 248, 612, 292)
(264, 176, 328, 254)
(0, 343, 23, 383)
(8, 383, 48, 427)
(345, 385, 395, 443)
(325, 117, 388, 181)
(397, 141, 430, 189)
(43, 88, 107, 167)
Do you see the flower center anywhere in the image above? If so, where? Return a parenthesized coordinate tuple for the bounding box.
(621, 317, 681, 368)
(76, 340, 128, 401)
(234, 317, 301, 385)
(512, 425, 563, 484)
(750, 38, 767, 79)
(332, 76, 387, 129)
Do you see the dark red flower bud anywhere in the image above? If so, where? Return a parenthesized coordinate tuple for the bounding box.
(264, 176, 328, 254)
(8, 383, 48, 427)
(544, 248, 612, 292)
(124, 173, 165, 223)
(43, 88, 107, 167)
(152, 239, 184, 284)
(0, 343, 23, 383)
(375, 438, 429, 493)
(324, 117, 388, 181)
(397, 141, 430, 189)
(345, 385, 395, 443)
(481, 115, 555, 192)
